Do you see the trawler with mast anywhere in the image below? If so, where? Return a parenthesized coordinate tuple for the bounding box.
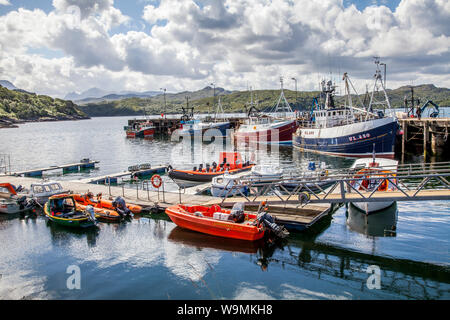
(293, 58, 399, 158)
(233, 78, 298, 145)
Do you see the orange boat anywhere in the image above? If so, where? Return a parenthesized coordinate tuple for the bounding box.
(165, 204, 265, 241)
(77, 203, 122, 222)
(168, 152, 254, 188)
(73, 193, 142, 214)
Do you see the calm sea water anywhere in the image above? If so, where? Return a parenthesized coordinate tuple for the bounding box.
(0, 116, 449, 300)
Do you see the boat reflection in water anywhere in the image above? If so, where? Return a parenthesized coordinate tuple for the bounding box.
(46, 219, 100, 248)
(168, 226, 263, 254)
(346, 202, 398, 237)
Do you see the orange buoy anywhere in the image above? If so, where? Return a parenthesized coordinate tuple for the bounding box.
(151, 174, 163, 189)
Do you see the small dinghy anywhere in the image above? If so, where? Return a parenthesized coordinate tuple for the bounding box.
(73, 193, 142, 214)
(73, 193, 138, 222)
(249, 164, 283, 182)
(210, 174, 249, 198)
(44, 194, 98, 228)
(349, 157, 398, 214)
(165, 202, 289, 241)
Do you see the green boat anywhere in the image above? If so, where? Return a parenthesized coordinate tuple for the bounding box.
(44, 194, 97, 228)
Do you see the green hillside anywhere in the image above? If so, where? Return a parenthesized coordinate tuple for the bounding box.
(0, 85, 88, 125)
(78, 84, 450, 117)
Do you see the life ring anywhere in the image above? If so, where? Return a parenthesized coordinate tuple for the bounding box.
(151, 174, 162, 189)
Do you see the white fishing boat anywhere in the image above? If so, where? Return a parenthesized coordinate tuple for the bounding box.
(19, 180, 67, 205)
(211, 174, 249, 198)
(349, 157, 399, 214)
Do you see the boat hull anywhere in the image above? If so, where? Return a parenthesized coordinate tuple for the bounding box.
(351, 201, 396, 215)
(180, 122, 231, 137)
(168, 166, 253, 187)
(0, 200, 25, 214)
(165, 205, 264, 241)
(210, 185, 249, 197)
(44, 202, 96, 228)
(126, 128, 155, 138)
(234, 120, 297, 145)
(293, 117, 398, 158)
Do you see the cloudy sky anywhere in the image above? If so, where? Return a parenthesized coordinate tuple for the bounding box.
(0, 0, 448, 98)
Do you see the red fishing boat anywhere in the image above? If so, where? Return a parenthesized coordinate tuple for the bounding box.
(165, 204, 265, 241)
(125, 120, 155, 138)
(233, 79, 298, 145)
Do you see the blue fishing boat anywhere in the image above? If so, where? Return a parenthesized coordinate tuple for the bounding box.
(179, 96, 230, 137)
(180, 119, 231, 137)
(293, 59, 399, 159)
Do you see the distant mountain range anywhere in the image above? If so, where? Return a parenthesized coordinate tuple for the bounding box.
(64, 88, 161, 103)
(77, 84, 450, 117)
(1, 79, 449, 121)
(0, 80, 17, 90)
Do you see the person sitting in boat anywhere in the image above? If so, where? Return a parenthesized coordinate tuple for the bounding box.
(212, 161, 217, 172)
(112, 196, 131, 219)
(52, 198, 64, 216)
(84, 192, 99, 204)
(228, 203, 246, 223)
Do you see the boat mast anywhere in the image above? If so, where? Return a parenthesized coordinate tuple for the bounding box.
(272, 76, 293, 116)
(342, 71, 379, 120)
(367, 57, 393, 119)
(214, 96, 226, 122)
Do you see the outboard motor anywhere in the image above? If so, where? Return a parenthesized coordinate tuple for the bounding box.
(112, 196, 132, 219)
(255, 202, 289, 239)
(16, 196, 28, 210)
(85, 205, 98, 224)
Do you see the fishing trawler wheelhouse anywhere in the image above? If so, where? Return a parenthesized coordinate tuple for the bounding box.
(293, 59, 399, 159)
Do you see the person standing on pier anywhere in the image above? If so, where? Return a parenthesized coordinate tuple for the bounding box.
(416, 105, 422, 120)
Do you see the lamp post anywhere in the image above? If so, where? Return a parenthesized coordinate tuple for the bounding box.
(160, 88, 166, 118)
(291, 77, 297, 107)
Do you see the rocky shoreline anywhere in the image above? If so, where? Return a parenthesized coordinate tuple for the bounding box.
(0, 115, 90, 128)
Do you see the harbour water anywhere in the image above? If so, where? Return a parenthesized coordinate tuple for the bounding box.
(0, 117, 449, 300)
